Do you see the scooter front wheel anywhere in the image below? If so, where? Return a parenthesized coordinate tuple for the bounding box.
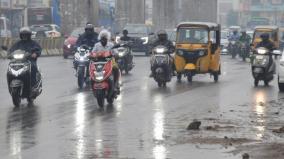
(96, 90, 105, 108)
(77, 67, 85, 89)
(11, 87, 21, 107)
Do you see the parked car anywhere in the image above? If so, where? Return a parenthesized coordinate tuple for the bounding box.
(116, 24, 155, 56)
(63, 27, 84, 59)
(30, 24, 61, 38)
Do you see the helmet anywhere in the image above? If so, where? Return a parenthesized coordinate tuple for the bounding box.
(233, 30, 238, 35)
(157, 30, 168, 41)
(98, 29, 111, 41)
(157, 30, 167, 36)
(85, 23, 94, 34)
(260, 33, 269, 41)
(122, 29, 128, 35)
(19, 27, 32, 40)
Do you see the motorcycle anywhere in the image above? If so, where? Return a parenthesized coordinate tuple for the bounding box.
(74, 45, 91, 89)
(251, 47, 280, 86)
(229, 40, 239, 59)
(150, 45, 172, 87)
(240, 42, 250, 61)
(89, 50, 120, 108)
(7, 50, 42, 106)
(115, 42, 134, 74)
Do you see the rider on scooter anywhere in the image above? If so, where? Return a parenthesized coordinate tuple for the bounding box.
(150, 30, 175, 77)
(93, 30, 120, 94)
(9, 27, 42, 87)
(256, 33, 276, 71)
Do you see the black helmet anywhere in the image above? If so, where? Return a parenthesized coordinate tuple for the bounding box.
(122, 29, 128, 35)
(19, 27, 32, 40)
(157, 30, 168, 41)
(260, 33, 269, 41)
(85, 23, 94, 34)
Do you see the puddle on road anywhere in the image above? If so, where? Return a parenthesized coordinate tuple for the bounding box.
(165, 91, 284, 159)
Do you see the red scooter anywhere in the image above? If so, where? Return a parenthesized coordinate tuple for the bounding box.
(89, 51, 120, 108)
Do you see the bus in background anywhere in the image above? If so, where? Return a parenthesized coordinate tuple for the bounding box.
(0, 16, 12, 38)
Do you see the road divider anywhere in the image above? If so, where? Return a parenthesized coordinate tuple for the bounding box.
(0, 37, 65, 58)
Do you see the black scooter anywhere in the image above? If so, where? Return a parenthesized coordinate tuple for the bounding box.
(252, 47, 280, 86)
(6, 49, 42, 106)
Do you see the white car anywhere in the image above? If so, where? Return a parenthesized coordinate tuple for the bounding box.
(278, 50, 284, 91)
(30, 24, 61, 38)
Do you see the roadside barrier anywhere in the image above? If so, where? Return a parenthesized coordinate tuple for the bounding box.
(0, 37, 65, 58)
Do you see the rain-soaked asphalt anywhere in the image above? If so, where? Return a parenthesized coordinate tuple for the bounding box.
(0, 56, 284, 159)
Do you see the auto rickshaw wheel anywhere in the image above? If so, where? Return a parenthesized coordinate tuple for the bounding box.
(213, 73, 219, 82)
(177, 73, 182, 82)
(187, 74, 193, 82)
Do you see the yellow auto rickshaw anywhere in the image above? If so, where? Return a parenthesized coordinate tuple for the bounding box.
(174, 22, 221, 82)
(252, 26, 279, 49)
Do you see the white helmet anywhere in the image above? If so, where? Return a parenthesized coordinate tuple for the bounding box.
(98, 29, 111, 41)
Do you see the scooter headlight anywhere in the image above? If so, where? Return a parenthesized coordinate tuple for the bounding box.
(118, 52, 125, 57)
(155, 48, 165, 54)
(95, 71, 105, 81)
(141, 37, 148, 44)
(79, 57, 86, 61)
(257, 48, 268, 54)
(13, 54, 25, 59)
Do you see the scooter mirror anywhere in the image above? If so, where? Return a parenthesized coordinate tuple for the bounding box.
(273, 50, 282, 56)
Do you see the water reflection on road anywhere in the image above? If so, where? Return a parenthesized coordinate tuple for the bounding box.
(152, 94, 167, 159)
(253, 90, 267, 140)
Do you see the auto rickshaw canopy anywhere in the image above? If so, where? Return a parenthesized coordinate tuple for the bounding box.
(177, 22, 221, 31)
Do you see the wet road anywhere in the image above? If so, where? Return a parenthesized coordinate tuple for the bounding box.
(0, 56, 284, 159)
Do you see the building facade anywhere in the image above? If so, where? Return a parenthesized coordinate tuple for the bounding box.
(243, 0, 284, 26)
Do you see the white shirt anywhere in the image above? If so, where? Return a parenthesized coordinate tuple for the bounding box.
(92, 42, 114, 52)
